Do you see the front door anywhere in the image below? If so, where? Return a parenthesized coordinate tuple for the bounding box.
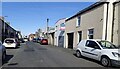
(58, 36, 64, 47)
(67, 33, 74, 49)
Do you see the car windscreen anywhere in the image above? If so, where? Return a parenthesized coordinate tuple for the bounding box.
(98, 41, 118, 49)
(5, 39, 14, 43)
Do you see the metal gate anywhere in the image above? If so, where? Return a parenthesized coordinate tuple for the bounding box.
(58, 36, 64, 47)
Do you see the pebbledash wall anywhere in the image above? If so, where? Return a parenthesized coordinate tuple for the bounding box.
(64, 0, 120, 49)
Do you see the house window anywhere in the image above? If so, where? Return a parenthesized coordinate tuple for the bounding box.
(55, 26, 58, 31)
(60, 23, 65, 31)
(60, 23, 65, 27)
(76, 16, 81, 27)
(88, 29, 94, 39)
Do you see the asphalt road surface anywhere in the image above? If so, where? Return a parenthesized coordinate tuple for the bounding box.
(1, 41, 103, 68)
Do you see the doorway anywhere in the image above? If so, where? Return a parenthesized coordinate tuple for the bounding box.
(67, 33, 74, 49)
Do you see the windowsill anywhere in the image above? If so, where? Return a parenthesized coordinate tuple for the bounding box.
(76, 26, 80, 28)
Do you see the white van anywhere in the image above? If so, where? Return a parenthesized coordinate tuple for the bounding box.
(76, 39, 120, 67)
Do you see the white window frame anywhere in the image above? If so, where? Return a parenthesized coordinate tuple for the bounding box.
(76, 16, 81, 27)
(78, 31, 82, 42)
(88, 28, 94, 39)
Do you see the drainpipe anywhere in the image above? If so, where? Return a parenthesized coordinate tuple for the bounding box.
(111, 3, 115, 42)
(105, 3, 109, 40)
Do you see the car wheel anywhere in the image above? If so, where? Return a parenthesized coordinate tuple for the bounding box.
(101, 57, 111, 67)
(76, 50, 82, 58)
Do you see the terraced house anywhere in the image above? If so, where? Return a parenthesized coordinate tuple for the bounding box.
(64, 0, 120, 49)
(0, 17, 4, 42)
(0, 16, 21, 43)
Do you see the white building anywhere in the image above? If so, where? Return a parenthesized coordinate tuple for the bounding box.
(54, 18, 66, 47)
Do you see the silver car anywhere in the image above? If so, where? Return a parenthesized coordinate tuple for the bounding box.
(0, 41, 6, 62)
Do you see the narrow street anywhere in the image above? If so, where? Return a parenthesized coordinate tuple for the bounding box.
(1, 41, 103, 68)
(1, 1, 120, 69)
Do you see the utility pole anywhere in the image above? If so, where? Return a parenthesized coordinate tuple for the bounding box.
(3, 16, 8, 41)
(46, 18, 49, 38)
(4, 16, 8, 33)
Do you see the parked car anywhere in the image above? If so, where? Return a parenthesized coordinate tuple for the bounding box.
(32, 38, 37, 42)
(0, 41, 6, 62)
(76, 39, 120, 67)
(15, 38, 20, 46)
(41, 39, 48, 45)
(23, 38, 28, 42)
(36, 38, 41, 43)
(3, 38, 19, 48)
(19, 38, 25, 43)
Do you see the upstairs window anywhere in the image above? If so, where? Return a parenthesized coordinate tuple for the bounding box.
(76, 16, 81, 27)
(60, 23, 65, 27)
(55, 26, 58, 31)
(60, 23, 65, 31)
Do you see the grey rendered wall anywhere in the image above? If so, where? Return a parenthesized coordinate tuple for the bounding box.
(113, 2, 120, 46)
(76, 4, 104, 38)
(65, 4, 105, 49)
(75, 4, 105, 48)
(118, 2, 120, 46)
(65, 18, 76, 48)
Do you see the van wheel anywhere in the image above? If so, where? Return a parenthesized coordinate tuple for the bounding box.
(101, 57, 111, 67)
(76, 50, 82, 58)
